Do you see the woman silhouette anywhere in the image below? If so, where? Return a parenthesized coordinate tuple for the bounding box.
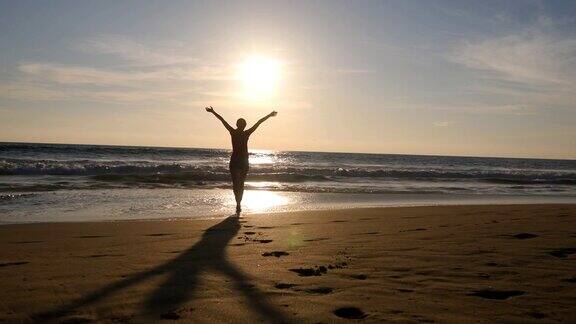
(206, 106, 277, 214)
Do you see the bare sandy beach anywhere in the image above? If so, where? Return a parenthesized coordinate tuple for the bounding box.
(1, 204, 575, 323)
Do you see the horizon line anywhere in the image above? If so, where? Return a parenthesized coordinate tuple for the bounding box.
(1, 140, 574, 162)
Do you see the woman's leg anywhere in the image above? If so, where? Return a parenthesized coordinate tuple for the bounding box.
(237, 169, 248, 207)
(230, 168, 242, 212)
(230, 167, 249, 213)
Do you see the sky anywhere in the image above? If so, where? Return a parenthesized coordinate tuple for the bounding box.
(0, 0, 575, 159)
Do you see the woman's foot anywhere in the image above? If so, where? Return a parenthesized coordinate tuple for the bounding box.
(236, 205, 242, 214)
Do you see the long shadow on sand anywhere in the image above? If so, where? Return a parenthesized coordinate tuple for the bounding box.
(36, 216, 288, 323)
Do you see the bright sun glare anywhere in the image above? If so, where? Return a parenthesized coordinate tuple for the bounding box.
(240, 55, 282, 100)
(226, 190, 289, 212)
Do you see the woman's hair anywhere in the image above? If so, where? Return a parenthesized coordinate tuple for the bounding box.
(236, 118, 247, 130)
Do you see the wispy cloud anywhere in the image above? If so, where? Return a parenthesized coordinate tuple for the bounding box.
(72, 34, 196, 66)
(449, 24, 576, 110)
(452, 31, 576, 87)
(393, 101, 540, 116)
(1, 35, 239, 104)
(0, 81, 204, 104)
(433, 121, 453, 127)
(17, 62, 232, 86)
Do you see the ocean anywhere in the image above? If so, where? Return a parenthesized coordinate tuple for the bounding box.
(1, 142, 575, 224)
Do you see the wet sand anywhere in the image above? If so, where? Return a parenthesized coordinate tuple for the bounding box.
(1, 204, 575, 323)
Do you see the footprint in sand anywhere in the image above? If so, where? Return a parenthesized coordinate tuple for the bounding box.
(0, 261, 29, 267)
(290, 266, 327, 277)
(397, 288, 414, 293)
(549, 248, 576, 258)
(525, 311, 548, 319)
(350, 274, 368, 280)
(74, 235, 111, 239)
(79, 254, 124, 258)
(275, 283, 298, 289)
(511, 233, 538, 239)
(303, 237, 329, 242)
(333, 307, 367, 319)
(478, 273, 491, 279)
(262, 251, 289, 258)
(305, 287, 333, 294)
(290, 262, 347, 277)
(236, 235, 273, 244)
(468, 289, 525, 300)
(399, 228, 427, 233)
(484, 262, 507, 267)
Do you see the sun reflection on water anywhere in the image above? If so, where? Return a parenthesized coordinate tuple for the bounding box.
(249, 149, 277, 165)
(226, 190, 290, 212)
(249, 155, 275, 165)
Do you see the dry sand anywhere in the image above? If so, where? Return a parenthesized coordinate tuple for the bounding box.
(1, 204, 575, 323)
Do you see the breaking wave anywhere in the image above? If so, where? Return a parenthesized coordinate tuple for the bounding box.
(1, 158, 575, 192)
(1, 143, 575, 195)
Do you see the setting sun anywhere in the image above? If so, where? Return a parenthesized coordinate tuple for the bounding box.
(239, 55, 282, 100)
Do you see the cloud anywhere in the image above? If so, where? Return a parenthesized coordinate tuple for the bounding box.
(452, 31, 576, 87)
(2, 62, 234, 105)
(433, 121, 453, 127)
(391, 101, 540, 116)
(0, 82, 67, 101)
(72, 34, 196, 66)
(0, 81, 202, 103)
(17, 62, 232, 86)
(0, 34, 246, 105)
(449, 26, 576, 110)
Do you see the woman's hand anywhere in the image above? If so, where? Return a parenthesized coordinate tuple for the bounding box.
(269, 111, 278, 117)
(205, 106, 214, 113)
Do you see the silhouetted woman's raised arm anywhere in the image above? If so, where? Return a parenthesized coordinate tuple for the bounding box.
(205, 106, 233, 132)
(246, 111, 277, 135)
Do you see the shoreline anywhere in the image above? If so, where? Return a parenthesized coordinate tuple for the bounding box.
(1, 201, 575, 227)
(2, 188, 575, 225)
